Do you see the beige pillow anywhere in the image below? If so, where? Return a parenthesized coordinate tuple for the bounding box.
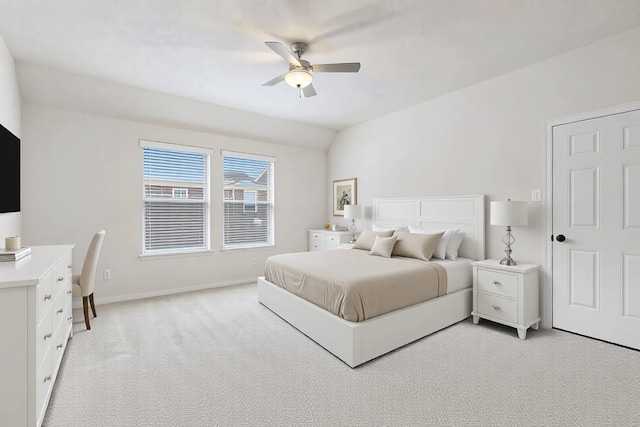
(353, 230, 394, 251)
(391, 231, 444, 261)
(369, 235, 398, 258)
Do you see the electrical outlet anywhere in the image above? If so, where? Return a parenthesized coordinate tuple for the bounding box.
(103, 269, 111, 280)
(531, 190, 542, 201)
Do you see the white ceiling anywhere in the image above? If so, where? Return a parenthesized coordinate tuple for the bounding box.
(2, 0, 640, 131)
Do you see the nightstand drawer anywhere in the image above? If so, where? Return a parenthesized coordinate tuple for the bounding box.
(308, 241, 325, 251)
(326, 234, 344, 244)
(477, 269, 518, 298)
(478, 293, 517, 324)
(309, 231, 324, 242)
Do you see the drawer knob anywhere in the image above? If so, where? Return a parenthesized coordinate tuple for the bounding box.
(491, 304, 501, 310)
(57, 343, 63, 349)
(44, 294, 52, 301)
(67, 290, 72, 295)
(43, 375, 52, 383)
(67, 264, 72, 268)
(57, 308, 64, 314)
(57, 277, 64, 282)
(67, 316, 73, 321)
(43, 333, 52, 340)
(492, 281, 501, 285)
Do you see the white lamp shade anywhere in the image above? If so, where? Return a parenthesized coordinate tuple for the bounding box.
(343, 204, 362, 219)
(490, 201, 528, 226)
(284, 70, 313, 88)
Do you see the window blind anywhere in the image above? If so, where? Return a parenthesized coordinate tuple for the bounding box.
(141, 141, 211, 254)
(222, 151, 275, 249)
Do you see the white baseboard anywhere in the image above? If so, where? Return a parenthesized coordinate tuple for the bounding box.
(72, 277, 256, 309)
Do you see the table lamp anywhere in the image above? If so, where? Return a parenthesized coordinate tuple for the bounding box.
(344, 204, 362, 243)
(490, 199, 528, 266)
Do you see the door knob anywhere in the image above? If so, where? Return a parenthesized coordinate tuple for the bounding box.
(556, 234, 566, 242)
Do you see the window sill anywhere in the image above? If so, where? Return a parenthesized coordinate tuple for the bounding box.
(220, 244, 274, 253)
(139, 249, 215, 261)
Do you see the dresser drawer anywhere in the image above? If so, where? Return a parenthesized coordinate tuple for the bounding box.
(477, 269, 518, 298)
(53, 262, 69, 299)
(65, 289, 73, 327)
(309, 231, 324, 242)
(36, 344, 54, 426)
(52, 289, 66, 334)
(36, 306, 54, 373)
(308, 241, 325, 251)
(478, 293, 517, 324)
(326, 234, 345, 244)
(52, 319, 69, 374)
(36, 270, 54, 325)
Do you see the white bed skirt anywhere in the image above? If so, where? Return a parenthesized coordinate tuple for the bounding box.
(257, 277, 472, 368)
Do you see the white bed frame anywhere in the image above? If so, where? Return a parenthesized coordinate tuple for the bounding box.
(258, 195, 485, 367)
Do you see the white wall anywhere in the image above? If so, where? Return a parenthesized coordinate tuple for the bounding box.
(17, 62, 336, 152)
(21, 103, 327, 301)
(0, 34, 21, 239)
(329, 26, 640, 324)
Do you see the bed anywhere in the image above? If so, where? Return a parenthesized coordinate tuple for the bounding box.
(258, 195, 485, 367)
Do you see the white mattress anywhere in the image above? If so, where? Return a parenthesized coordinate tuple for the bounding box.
(430, 257, 474, 294)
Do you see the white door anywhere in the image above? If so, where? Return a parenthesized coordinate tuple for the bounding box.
(552, 108, 640, 349)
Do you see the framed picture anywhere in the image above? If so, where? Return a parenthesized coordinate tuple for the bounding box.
(333, 177, 357, 216)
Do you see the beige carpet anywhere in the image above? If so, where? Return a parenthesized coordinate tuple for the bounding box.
(44, 282, 640, 426)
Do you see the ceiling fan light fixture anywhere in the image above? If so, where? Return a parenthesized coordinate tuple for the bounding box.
(285, 70, 312, 88)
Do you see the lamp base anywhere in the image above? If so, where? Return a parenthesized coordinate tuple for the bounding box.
(499, 256, 518, 266)
(349, 219, 358, 244)
(500, 226, 518, 266)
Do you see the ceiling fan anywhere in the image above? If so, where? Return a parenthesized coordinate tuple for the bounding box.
(262, 41, 361, 98)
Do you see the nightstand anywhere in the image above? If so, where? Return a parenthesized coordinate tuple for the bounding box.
(308, 229, 352, 251)
(471, 259, 540, 340)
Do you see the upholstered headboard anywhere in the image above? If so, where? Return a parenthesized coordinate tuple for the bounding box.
(372, 195, 485, 260)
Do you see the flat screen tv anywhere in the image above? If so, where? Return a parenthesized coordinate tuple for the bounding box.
(0, 123, 20, 213)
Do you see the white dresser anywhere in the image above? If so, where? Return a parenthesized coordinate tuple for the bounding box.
(0, 245, 74, 427)
(471, 259, 540, 340)
(308, 229, 352, 251)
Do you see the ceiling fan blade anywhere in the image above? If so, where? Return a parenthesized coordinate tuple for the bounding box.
(265, 41, 301, 67)
(312, 63, 361, 73)
(262, 72, 288, 86)
(303, 84, 317, 98)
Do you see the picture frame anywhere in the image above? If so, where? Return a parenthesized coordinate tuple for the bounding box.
(333, 177, 357, 216)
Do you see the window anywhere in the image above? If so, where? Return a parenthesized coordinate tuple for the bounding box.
(141, 140, 211, 254)
(243, 191, 257, 213)
(172, 188, 188, 199)
(222, 151, 275, 249)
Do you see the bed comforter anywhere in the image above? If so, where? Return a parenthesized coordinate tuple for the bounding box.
(264, 249, 447, 322)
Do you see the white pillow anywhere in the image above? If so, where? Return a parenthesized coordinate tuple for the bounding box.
(408, 226, 459, 260)
(445, 231, 464, 260)
(372, 224, 409, 233)
(369, 235, 398, 258)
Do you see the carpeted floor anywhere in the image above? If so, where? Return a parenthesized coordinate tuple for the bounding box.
(43, 282, 640, 426)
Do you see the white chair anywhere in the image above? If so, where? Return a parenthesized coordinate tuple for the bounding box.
(72, 230, 105, 330)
